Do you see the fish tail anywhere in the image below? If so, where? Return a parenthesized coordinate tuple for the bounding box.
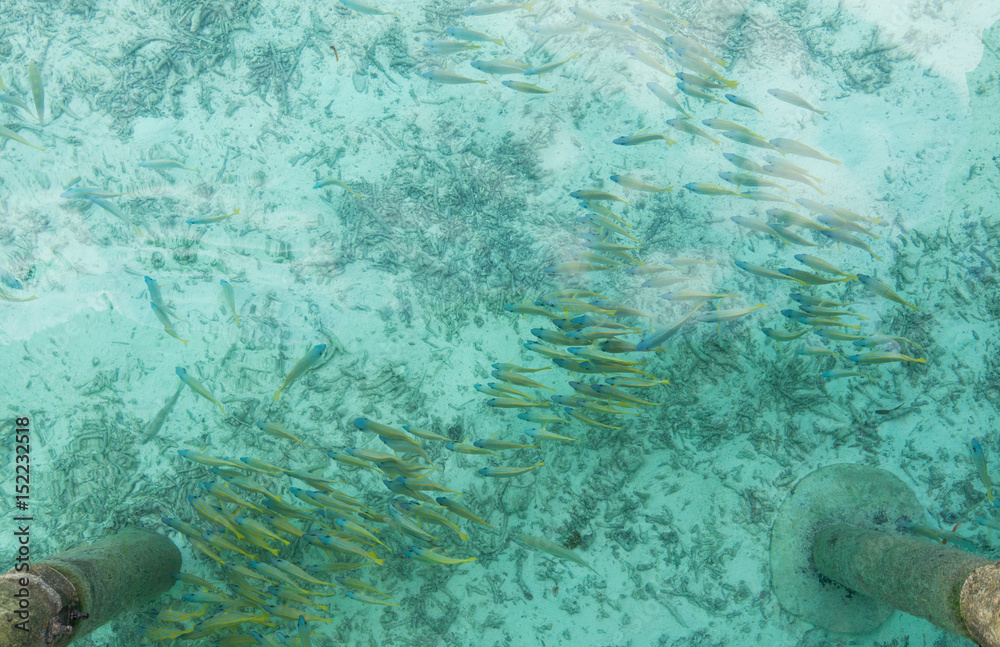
(273, 389, 282, 402)
(368, 553, 385, 566)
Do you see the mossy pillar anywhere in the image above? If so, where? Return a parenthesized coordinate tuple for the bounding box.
(0, 527, 180, 647)
(813, 523, 1000, 644)
(771, 464, 1000, 644)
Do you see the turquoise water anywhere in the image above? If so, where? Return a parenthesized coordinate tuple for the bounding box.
(2, 0, 999, 645)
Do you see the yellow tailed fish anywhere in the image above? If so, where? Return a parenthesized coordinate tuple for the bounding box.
(176, 367, 225, 413)
(273, 344, 326, 400)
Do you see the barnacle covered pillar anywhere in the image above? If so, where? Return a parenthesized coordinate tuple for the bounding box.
(0, 527, 180, 647)
(771, 463, 1000, 645)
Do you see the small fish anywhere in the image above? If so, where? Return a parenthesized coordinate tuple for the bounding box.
(423, 70, 488, 84)
(634, 2, 688, 27)
(813, 329, 867, 342)
(0, 125, 44, 151)
(722, 130, 779, 151)
(668, 49, 735, 86)
(857, 274, 916, 310)
(186, 207, 240, 224)
(425, 40, 482, 54)
(739, 191, 796, 206)
(662, 290, 734, 301)
(614, 130, 675, 146)
(435, 496, 493, 527)
(0, 93, 31, 113)
(523, 54, 579, 77)
(847, 352, 927, 365)
(402, 425, 452, 441)
(176, 450, 243, 470)
(464, 2, 534, 15)
(972, 438, 994, 502)
(763, 165, 824, 194)
(145, 276, 185, 322)
(674, 72, 727, 90)
(697, 303, 767, 322)
(569, 190, 628, 204)
(470, 59, 530, 75)
(519, 535, 595, 571)
(89, 197, 142, 236)
(761, 327, 813, 342)
(339, 0, 397, 16)
(795, 199, 839, 219)
(684, 183, 743, 197)
(770, 138, 841, 165)
(795, 346, 844, 358)
(256, 421, 309, 446)
(345, 590, 400, 605)
(298, 616, 314, 646)
(793, 255, 856, 279)
(720, 172, 786, 192)
(646, 82, 691, 118)
(151, 301, 189, 345)
(139, 159, 199, 171)
(140, 382, 185, 443)
(705, 120, 760, 137)
(0, 285, 38, 302)
(445, 27, 504, 46)
(734, 260, 806, 285)
(313, 176, 361, 196)
(676, 82, 727, 104)
(60, 187, 130, 200)
(766, 208, 830, 231)
(478, 461, 544, 477)
(403, 545, 476, 565)
(778, 268, 849, 285)
(502, 80, 555, 93)
(523, 429, 579, 443)
(176, 367, 225, 413)
(609, 175, 671, 192)
(770, 225, 823, 247)
(820, 230, 882, 261)
(852, 334, 924, 350)
(220, 279, 239, 324)
(798, 305, 867, 319)
(591, 20, 635, 38)
(817, 214, 879, 238)
(273, 344, 326, 401)
(623, 45, 672, 76)
(27, 62, 44, 122)
(730, 216, 786, 241)
(667, 119, 720, 145)
(768, 88, 825, 114)
(765, 156, 823, 181)
(635, 304, 703, 351)
(725, 93, 763, 115)
(568, 7, 603, 22)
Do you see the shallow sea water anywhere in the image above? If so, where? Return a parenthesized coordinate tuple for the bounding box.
(2, 0, 1000, 646)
